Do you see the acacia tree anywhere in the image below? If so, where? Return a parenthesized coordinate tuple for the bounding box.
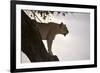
(24, 10, 70, 23)
(21, 10, 59, 62)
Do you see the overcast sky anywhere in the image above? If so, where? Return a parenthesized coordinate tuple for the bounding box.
(22, 11, 90, 63)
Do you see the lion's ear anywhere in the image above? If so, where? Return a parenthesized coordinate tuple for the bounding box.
(59, 22, 63, 27)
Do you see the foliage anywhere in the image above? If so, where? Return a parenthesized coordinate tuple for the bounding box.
(32, 10, 69, 20)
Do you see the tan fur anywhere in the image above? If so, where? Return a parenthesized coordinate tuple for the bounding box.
(35, 21, 69, 55)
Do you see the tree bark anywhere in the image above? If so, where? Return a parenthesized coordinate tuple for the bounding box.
(21, 10, 59, 62)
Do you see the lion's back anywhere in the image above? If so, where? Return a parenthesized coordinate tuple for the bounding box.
(37, 22, 58, 40)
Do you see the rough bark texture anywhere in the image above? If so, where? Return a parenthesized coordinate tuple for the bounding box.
(21, 10, 59, 62)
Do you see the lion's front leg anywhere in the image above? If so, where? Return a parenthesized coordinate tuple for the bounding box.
(47, 39, 53, 55)
(47, 37, 54, 56)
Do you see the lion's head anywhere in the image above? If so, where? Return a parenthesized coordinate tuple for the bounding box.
(59, 22, 69, 36)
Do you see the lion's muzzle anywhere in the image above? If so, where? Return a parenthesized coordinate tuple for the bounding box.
(64, 30, 69, 36)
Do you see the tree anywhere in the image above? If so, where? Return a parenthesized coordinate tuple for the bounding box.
(24, 10, 69, 23)
(21, 10, 59, 62)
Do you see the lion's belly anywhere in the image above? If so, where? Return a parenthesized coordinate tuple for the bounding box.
(37, 23, 55, 40)
(40, 32, 47, 40)
(39, 28, 49, 40)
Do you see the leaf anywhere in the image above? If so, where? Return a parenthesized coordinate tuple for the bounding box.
(62, 13, 65, 16)
(46, 11, 49, 15)
(40, 12, 42, 17)
(43, 16, 46, 20)
(57, 11, 61, 14)
(50, 11, 54, 14)
(30, 14, 33, 17)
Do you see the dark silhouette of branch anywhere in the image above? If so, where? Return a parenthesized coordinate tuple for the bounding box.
(21, 10, 59, 62)
(31, 10, 42, 23)
(30, 10, 69, 21)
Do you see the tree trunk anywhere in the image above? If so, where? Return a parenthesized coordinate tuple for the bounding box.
(21, 10, 59, 62)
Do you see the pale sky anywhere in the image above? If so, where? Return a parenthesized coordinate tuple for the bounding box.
(22, 11, 90, 63)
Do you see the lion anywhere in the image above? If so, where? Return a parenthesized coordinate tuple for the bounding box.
(33, 20, 69, 55)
